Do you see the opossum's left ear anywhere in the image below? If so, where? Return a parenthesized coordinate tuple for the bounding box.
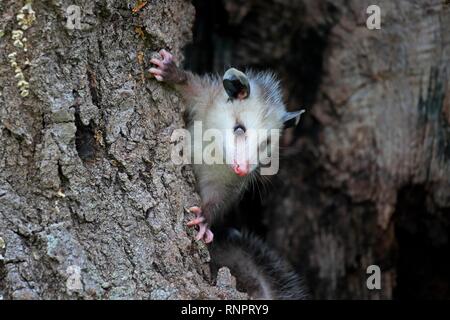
(223, 68, 250, 100)
(283, 109, 305, 128)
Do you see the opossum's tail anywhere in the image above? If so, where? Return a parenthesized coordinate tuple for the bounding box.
(209, 228, 308, 300)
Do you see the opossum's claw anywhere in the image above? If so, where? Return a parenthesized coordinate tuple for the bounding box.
(187, 216, 205, 226)
(149, 49, 186, 84)
(204, 229, 214, 243)
(185, 206, 214, 244)
(196, 223, 207, 241)
(194, 222, 214, 243)
(159, 49, 173, 62)
(186, 206, 204, 226)
(150, 58, 164, 68)
(186, 206, 202, 215)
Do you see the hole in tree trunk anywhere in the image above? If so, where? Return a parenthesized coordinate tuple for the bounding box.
(74, 112, 100, 162)
(393, 185, 450, 299)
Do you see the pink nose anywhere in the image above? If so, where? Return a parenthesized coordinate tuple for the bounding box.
(233, 164, 249, 176)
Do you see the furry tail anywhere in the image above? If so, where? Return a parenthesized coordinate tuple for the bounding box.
(209, 228, 308, 300)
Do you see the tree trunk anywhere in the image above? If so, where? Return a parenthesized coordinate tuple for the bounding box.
(263, 0, 450, 300)
(187, 0, 450, 299)
(0, 0, 245, 299)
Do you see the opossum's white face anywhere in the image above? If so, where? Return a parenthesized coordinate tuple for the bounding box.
(209, 94, 282, 176)
(205, 68, 302, 177)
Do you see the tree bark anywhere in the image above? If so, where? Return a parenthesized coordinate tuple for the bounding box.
(0, 0, 245, 299)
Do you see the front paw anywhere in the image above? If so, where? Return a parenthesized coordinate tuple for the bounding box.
(148, 49, 184, 83)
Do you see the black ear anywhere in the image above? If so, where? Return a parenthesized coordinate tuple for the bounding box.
(283, 109, 305, 128)
(223, 68, 250, 100)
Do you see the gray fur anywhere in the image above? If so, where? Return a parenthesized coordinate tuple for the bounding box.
(210, 229, 309, 300)
(181, 69, 293, 225)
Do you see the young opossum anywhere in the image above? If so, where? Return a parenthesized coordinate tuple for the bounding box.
(149, 49, 304, 243)
(210, 228, 309, 300)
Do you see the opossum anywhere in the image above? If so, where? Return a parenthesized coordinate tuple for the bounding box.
(149, 49, 304, 244)
(210, 228, 308, 300)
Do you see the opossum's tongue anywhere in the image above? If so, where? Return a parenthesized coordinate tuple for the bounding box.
(233, 135, 249, 176)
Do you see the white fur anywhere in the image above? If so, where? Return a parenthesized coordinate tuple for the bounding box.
(181, 70, 288, 222)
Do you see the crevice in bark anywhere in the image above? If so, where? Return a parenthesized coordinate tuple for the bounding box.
(74, 111, 102, 163)
(87, 66, 100, 108)
(57, 161, 69, 189)
(393, 184, 450, 299)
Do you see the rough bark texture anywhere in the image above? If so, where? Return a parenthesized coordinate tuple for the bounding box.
(0, 0, 246, 300)
(186, 0, 450, 299)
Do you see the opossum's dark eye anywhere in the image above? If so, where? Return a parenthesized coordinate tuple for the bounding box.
(234, 124, 246, 135)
